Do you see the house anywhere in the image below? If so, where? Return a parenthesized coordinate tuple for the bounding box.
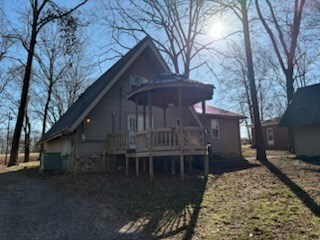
(279, 84, 320, 157)
(193, 103, 245, 157)
(250, 117, 289, 150)
(40, 36, 245, 180)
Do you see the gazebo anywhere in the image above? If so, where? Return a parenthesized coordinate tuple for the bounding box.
(126, 73, 214, 181)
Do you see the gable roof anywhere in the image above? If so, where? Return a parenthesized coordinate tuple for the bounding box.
(279, 83, 320, 127)
(41, 36, 169, 142)
(127, 73, 214, 108)
(248, 117, 282, 128)
(193, 103, 246, 119)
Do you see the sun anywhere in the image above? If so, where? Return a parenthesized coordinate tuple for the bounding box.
(208, 21, 224, 39)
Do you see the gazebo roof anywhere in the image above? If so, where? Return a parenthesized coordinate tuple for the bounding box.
(127, 73, 214, 108)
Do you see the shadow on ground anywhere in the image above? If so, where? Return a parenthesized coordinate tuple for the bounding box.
(258, 157, 320, 217)
(5, 154, 319, 239)
(210, 157, 261, 175)
(44, 156, 264, 239)
(293, 155, 320, 166)
(3, 156, 261, 240)
(48, 172, 209, 240)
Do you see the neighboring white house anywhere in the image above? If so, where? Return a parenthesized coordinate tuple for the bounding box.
(279, 84, 320, 157)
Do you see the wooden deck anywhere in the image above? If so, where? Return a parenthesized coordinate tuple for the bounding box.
(107, 127, 209, 181)
(107, 131, 128, 154)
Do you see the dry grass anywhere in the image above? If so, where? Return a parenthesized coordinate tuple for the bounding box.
(0, 153, 40, 173)
(3, 148, 319, 239)
(241, 144, 295, 159)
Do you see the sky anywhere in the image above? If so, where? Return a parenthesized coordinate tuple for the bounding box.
(1, 0, 260, 139)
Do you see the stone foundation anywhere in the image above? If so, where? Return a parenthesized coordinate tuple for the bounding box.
(73, 155, 103, 172)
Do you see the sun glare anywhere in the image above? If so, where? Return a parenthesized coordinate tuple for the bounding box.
(209, 21, 224, 39)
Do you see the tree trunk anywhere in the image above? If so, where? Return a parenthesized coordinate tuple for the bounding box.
(244, 118, 251, 141)
(286, 67, 295, 153)
(7, 9, 38, 167)
(39, 81, 54, 158)
(240, 1, 266, 161)
(24, 113, 30, 163)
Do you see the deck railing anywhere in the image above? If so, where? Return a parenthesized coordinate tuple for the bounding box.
(183, 127, 206, 148)
(136, 127, 206, 152)
(108, 127, 206, 153)
(107, 131, 128, 152)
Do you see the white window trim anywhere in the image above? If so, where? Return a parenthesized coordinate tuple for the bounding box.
(266, 127, 274, 145)
(210, 119, 220, 139)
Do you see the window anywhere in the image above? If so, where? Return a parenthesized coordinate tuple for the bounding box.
(211, 119, 220, 138)
(129, 74, 149, 90)
(266, 127, 274, 145)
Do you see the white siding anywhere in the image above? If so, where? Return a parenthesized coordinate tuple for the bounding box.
(294, 124, 320, 156)
(44, 136, 74, 171)
(44, 137, 73, 156)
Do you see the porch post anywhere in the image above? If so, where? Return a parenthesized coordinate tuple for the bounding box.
(107, 155, 110, 171)
(135, 97, 138, 132)
(202, 100, 206, 115)
(178, 87, 184, 181)
(148, 92, 154, 182)
(171, 158, 175, 175)
(143, 158, 147, 172)
(163, 107, 167, 128)
(188, 156, 193, 172)
(180, 155, 184, 181)
(204, 154, 209, 178)
(126, 156, 129, 177)
(143, 104, 146, 130)
(149, 156, 154, 182)
(136, 157, 139, 178)
(204, 128, 209, 178)
(135, 98, 139, 178)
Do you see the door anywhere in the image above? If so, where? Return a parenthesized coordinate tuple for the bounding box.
(127, 115, 151, 149)
(266, 127, 274, 146)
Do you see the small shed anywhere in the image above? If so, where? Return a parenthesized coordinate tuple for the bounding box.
(279, 84, 320, 157)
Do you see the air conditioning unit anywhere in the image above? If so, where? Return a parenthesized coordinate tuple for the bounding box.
(41, 152, 62, 170)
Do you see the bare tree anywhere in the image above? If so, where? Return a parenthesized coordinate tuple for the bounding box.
(33, 24, 80, 156)
(255, 0, 307, 152)
(0, 5, 12, 62)
(7, 0, 88, 167)
(0, 5, 13, 108)
(50, 57, 91, 122)
(3, 64, 31, 161)
(23, 101, 31, 162)
(255, 0, 306, 103)
(239, 0, 266, 160)
(100, 0, 229, 77)
(218, 42, 277, 141)
(214, 0, 266, 160)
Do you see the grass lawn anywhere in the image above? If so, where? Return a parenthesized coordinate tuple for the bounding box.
(4, 148, 320, 239)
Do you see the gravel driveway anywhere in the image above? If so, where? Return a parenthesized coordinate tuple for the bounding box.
(0, 171, 121, 240)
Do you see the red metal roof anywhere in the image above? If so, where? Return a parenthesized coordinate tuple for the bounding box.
(193, 103, 246, 119)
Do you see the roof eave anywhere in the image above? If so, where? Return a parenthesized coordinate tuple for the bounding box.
(39, 129, 72, 144)
(199, 113, 247, 119)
